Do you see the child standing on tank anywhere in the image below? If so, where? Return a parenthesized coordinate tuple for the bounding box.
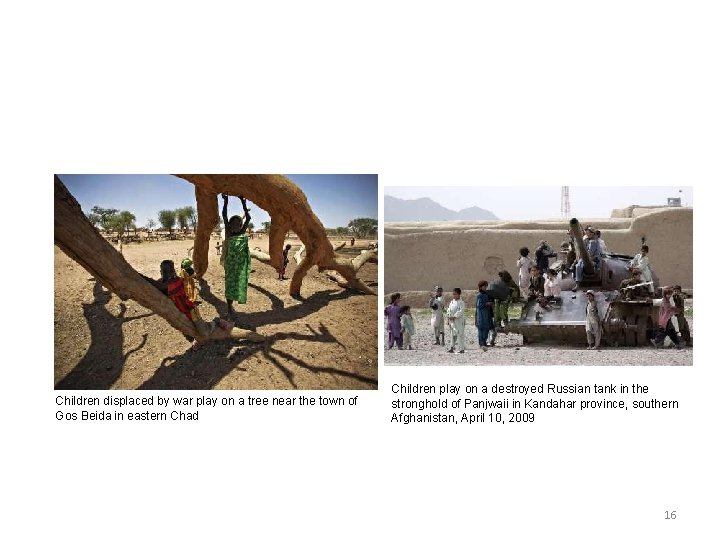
(517, 247, 533, 298)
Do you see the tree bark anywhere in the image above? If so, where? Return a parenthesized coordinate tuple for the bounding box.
(192, 187, 219, 277)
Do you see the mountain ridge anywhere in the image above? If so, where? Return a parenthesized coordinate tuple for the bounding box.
(384, 195, 499, 222)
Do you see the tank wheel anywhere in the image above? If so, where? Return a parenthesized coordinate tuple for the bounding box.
(622, 315, 638, 346)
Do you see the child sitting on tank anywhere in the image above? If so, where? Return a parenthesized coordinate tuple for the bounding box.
(619, 268, 650, 300)
(543, 268, 562, 304)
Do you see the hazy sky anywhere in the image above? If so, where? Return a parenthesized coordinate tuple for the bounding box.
(384, 186, 693, 220)
(58, 174, 378, 228)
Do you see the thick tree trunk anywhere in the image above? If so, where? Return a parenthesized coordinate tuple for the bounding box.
(54, 176, 262, 343)
(192, 187, 219, 277)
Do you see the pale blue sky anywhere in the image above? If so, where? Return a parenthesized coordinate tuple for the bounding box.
(384, 186, 693, 220)
(57, 174, 378, 228)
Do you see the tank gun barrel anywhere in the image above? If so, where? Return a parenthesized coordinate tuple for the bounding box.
(569, 218, 595, 276)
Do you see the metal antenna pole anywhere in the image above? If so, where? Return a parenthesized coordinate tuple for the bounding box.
(561, 186, 570, 219)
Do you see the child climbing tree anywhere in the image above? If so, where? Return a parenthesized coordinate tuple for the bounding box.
(221, 193, 252, 316)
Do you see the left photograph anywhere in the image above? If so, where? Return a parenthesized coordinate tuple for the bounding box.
(54, 174, 378, 390)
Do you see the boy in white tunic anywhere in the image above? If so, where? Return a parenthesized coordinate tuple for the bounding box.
(629, 245, 654, 293)
(517, 247, 533, 298)
(446, 287, 466, 354)
(429, 286, 446, 345)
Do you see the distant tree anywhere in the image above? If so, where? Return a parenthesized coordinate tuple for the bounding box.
(187, 207, 197, 232)
(90, 206, 118, 230)
(146, 218, 157, 230)
(247, 221, 254, 232)
(176, 206, 196, 233)
(158, 209, 177, 233)
(86, 212, 101, 228)
(105, 210, 136, 252)
(348, 218, 377, 238)
(176, 207, 188, 232)
(336, 226, 349, 237)
(261, 221, 271, 232)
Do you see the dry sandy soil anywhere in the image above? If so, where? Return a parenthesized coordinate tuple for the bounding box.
(384, 310, 692, 366)
(55, 237, 378, 390)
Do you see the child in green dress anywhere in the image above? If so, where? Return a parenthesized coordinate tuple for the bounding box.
(221, 193, 252, 316)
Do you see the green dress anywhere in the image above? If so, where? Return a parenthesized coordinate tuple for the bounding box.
(224, 235, 250, 303)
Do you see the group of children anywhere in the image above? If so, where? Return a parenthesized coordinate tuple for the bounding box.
(385, 278, 691, 354)
(141, 193, 294, 351)
(142, 257, 233, 351)
(653, 285, 691, 349)
(385, 287, 468, 353)
(384, 293, 416, 350)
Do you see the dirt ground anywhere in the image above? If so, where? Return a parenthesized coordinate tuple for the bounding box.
(54, 237, 378, 390)
(384, 309, 693, 366)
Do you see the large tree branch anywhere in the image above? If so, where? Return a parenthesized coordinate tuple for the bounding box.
(178, 174, 376, 296)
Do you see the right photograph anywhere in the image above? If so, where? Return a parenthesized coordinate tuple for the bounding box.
(384, 186, 693, 366)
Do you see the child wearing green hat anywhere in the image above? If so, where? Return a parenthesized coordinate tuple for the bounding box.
(179, 257, 199, 304)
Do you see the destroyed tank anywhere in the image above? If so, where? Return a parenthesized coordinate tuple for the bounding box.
(505, 218, 661, 346)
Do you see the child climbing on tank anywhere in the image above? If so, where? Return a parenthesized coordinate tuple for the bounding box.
(221, 193, 252, 316)
(142, 260, 233, 350)
(279, 244, 292, 280)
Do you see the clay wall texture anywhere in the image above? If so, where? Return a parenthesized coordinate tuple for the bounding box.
(384, 207, 692, 294)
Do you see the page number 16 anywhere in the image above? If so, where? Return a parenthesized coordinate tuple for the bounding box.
(664, 511, 677, 520)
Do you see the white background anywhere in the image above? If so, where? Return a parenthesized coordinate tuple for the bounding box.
(2, 1, 718, 539)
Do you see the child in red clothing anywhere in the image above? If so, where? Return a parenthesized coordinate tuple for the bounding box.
(652, 287, 682, 349)
(143, 260, 233, 350)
